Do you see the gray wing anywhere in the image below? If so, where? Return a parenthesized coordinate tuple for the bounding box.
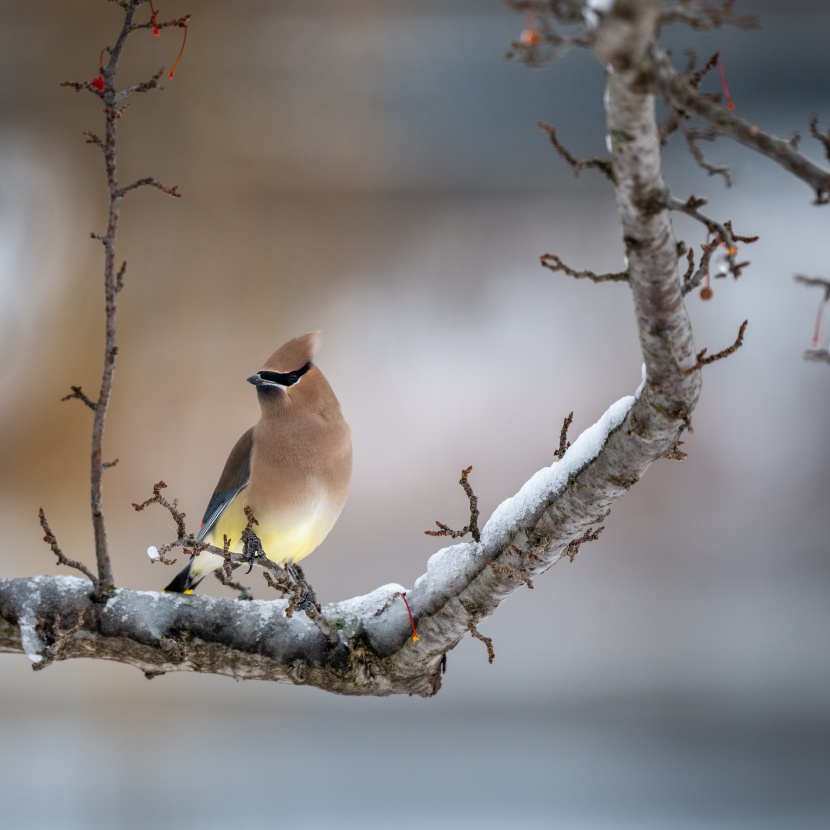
(197, 427, 254, 541)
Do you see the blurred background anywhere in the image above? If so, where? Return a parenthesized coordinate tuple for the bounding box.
(1, 1, 829, 827)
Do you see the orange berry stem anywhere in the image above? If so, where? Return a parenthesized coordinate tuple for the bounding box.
(401, 592, 420, 642)
(717, 58, 735, 111)
(168, 21, 188, 78)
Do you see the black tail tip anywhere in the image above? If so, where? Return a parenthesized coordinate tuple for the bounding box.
(164, 560, 198, 594)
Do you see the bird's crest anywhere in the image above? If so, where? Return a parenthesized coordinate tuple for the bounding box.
(262, 331, 320, 372)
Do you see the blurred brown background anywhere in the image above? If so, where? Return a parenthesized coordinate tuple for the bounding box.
(1, 1, 829, 827)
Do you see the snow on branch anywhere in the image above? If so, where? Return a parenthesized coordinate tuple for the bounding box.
(1, 384, 643, 692)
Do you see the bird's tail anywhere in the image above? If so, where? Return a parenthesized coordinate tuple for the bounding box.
(164, 558, 204, 594)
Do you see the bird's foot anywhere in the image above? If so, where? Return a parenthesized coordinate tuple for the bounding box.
(242, 530, 265, 574)
(287, 564, 318, 612)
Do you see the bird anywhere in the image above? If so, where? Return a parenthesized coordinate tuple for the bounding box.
(164, 331, 352, 594)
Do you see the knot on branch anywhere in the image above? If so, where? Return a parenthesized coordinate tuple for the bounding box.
(488, 532, 548, 590)
(31, 611, 86, 672)
(563, 525, 605, 563)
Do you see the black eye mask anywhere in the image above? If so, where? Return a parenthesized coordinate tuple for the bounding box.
(251, 362, 311, 388)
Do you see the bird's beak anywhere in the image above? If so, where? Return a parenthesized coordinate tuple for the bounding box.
(248, 372, 287, 389)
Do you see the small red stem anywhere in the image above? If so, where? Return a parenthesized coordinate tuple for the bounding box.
(168, 22, 188, 78)
(401, 593, 420, 642)
(717, 58, 735, 111)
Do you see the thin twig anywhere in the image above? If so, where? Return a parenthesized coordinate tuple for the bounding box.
(38, 509, 98, 587)
(808, 114, 830, 162)
(117, 177, 181, 198)
(804, 349, 830, 366)
(540, 252, 628, 283)
(681, 238, 718, 296)
(659, 0, 757, 31)
(469, 623, 495, 664)
(669, 195, 757, 279)
(670, 195, 735, 250)
(424, 466, 481, 543)
(681, 320, 748, 375)
(794, 274, 830, 291)
(61, 385, 98, 410)
(554, 411, 573, 460)
(212, 535, 254, 599)
(563, 525, 605, 562)
(132, 481, 204, 565)
(538, 122, 614, 181)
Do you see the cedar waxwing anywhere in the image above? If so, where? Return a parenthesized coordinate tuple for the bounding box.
(164, 332, 352, 594)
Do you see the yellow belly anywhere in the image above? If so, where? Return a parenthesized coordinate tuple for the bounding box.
(205, 492, 337, 565)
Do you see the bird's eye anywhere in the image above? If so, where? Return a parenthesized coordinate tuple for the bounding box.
(257, 362, 310, 387)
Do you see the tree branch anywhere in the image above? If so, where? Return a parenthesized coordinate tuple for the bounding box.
(53, 1, 185, 600)
(5, 0, 793, 695)
(652, 49, 830, 203)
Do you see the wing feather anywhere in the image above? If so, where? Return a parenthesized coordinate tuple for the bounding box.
(197, 427, 254, 540)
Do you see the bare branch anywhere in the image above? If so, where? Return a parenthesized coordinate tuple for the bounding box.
(210, 535, 255, 599)
(669, 194, 735, 250)
(540, 252, 628, 283)
(808, 114, 830, 162)
(554, 411, 573, 460)
(669, 195, 757, 279)
(83, 131, 106, 152)
(132, 481, 204, 565)
(38, 509, 97, 587)
(794, 274, 830, 292)
(538, 122, 614, 181)
(682, 320, 748, 375)
(681, 239, 718, 296)
(659, 0, 758, 32)
(117, 177, 181, 199)
(424, 466, 481, 543)
(61, 385, 98, 410)
(469, 622, 495, 664)
(653, 50, 830, 203)
(503, 1, 591, 66)
(114, 68, 166, 102)
(804, 349, 830, 366)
